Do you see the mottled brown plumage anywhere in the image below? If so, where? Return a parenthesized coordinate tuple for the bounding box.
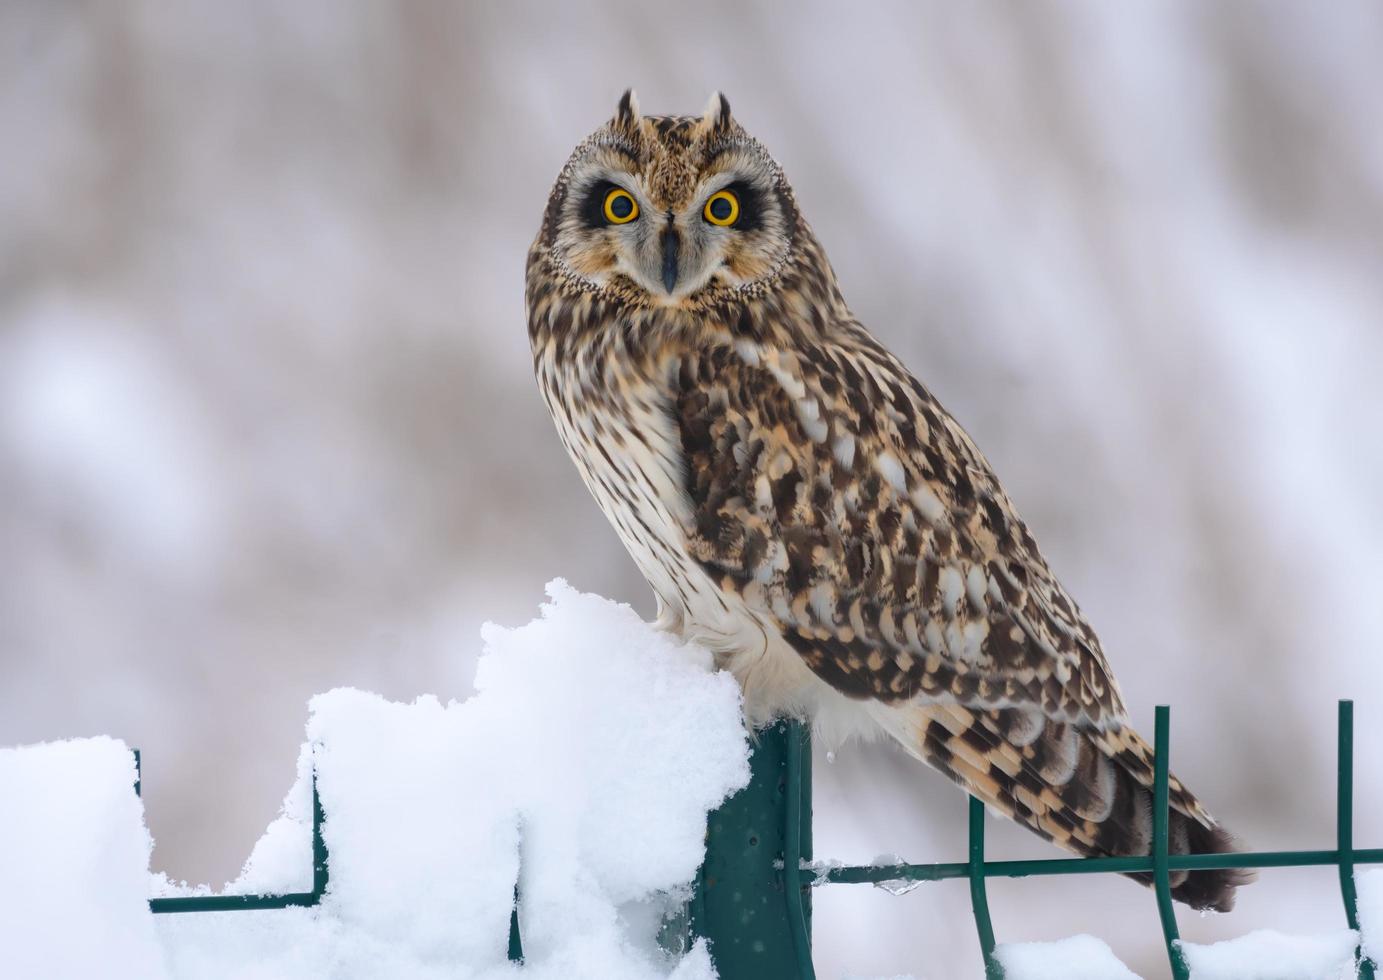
(526, 91, 1249, 911)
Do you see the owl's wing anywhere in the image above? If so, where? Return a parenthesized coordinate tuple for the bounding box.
(671, 331, 1250, 912)
(673, 330, 1126, 730)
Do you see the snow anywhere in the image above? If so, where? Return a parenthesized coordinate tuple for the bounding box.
(1357, 868, 1383, 969)
(4, 582, 750, 979)
(1178, 929, 1360, 980)
(994, 934, 1142, 980)
(0, 736, 170, 980)
(994, 928, 1366, 980)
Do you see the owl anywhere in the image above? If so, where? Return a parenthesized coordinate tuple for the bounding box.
(526, 91, 1248, 911)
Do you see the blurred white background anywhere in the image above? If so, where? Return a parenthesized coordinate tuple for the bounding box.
(3, 2, 1383, 977)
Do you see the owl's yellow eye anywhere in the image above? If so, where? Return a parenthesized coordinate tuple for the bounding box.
(704, 189, 739, 226)
(603, 188, 639, 224)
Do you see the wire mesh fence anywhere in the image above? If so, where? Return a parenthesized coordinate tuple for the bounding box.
(142, 700, 1380, 979)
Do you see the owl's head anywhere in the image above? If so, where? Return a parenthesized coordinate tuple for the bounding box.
(537, 91, 799, 308)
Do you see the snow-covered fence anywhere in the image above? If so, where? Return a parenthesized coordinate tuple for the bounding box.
(5, 585, 1383, 979)
(134, 701, 1382, 980)
(5, 584, 754, 979)
(138, 719, 811, 978)
(141, 752, 328, 915)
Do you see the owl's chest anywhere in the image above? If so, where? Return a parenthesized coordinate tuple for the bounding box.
(535, 346, 727, 628)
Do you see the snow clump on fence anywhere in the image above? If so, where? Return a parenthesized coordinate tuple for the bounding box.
(1, 581, 750, 979)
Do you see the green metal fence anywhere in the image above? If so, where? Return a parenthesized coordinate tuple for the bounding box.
(138, 751, 328, 913)
(143, 700, 1381, 979)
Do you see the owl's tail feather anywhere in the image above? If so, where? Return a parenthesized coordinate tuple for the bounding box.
(886, 702, 1253, 912)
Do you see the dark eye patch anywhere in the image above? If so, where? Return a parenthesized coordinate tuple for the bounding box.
(583, 180, 633, 228)
(717, 180, 764, 232)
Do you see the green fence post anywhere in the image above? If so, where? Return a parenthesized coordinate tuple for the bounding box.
(968, 796, 1012, 978)
(783, 720, 815, 979)
(692, 719, 813, 979)
(1151, 705, 1190, 980)
(508, 885, 524, 963)
(967, 795, 1004, 980)
(310, 757, 329, 900)
(1337, 700, 1376, 979)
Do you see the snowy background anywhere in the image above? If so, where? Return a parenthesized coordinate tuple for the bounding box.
(3, 2, 1383, 977)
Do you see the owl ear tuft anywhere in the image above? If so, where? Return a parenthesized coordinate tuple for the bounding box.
(613, 89, 641, 131)
(701, 91, 733, 135)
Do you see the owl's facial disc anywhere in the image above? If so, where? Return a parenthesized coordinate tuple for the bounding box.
(547, 91, 795, 305)
(569, 174, 775, 302)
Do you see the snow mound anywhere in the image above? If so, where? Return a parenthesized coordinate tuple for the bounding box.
(9, 582, 751, 979)
(0, 736, 169, 979)
(994, 934, 1142, 980)
(1357, 868, 1383, 969)
(1178, 928, 1359, 980)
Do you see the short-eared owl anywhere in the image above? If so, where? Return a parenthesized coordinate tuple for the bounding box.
(526, 91, 1247, 911)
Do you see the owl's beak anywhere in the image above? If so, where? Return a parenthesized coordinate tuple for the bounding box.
(661, 226, 680, 294)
